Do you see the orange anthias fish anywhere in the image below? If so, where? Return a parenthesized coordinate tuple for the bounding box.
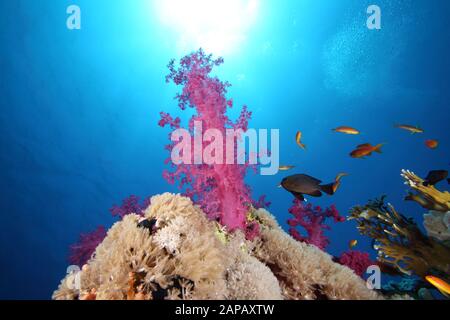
(350, 143, 384, 159)
(348, 239, 358, 249)
(395, 124, 424, 134)
(295, 131, 306, 149)
(279, 165, 295, 171)
(425, 139, 439, 149)
(425, 275, 450, 297)
(331, 172, 349, 193)
(332, 126, 360, 135)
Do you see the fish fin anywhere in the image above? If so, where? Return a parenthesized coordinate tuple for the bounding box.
(298, 143, 306, 150)
(308, 190, 323, 197)
(302, 174, 322, 184)
(357, 143, 372, 148)
(292, 192, 305, 202)
(374, 143, 384, 153)
(320, 183, 335, 195)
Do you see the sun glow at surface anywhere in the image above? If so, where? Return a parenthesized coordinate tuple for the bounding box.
(154, 0, 260, 56)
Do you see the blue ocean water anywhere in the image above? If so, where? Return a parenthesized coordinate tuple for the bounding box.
(0, 0, 449, 299)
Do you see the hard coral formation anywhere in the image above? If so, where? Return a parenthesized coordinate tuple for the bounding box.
(287, 199, 345, 250)
(54, 193, 379, 300)
(402, 169, 450, 212)
(349, 196, 450, 278)
(159, 49, 255, 234)
(253, 208, 379, 300)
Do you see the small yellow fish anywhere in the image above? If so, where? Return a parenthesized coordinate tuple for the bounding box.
(333, 126, 360, 135)
(279, 165, 295, 171)
(349, 239, 358, 249)
(395, 124, 424, 134)
(296, 131, 306, 149)
(425, 275, 450, 297)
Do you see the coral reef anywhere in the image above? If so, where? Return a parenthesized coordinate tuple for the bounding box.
(349, 196, 450, 278)
(69, 195, 151, 266)
(54, 193, 380, 300)
(252, 207, 380, 300)
(159, 50, 255, 234)
(287, 199, 345, 250)
(402, 169, 450, 212)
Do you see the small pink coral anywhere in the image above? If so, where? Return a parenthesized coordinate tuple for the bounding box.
(109, 195, 151, 219)
(338, 250, 375, 277)
(252, 195, 271, 210)
(69, 226, 107, 266)
(245, 221, 261, 241)
(287, 199, 345, 250)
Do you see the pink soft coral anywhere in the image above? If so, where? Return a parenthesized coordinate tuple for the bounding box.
(160, 49, 255, 234)
(252, 195, 272, 210)
(338, 250, 375, 277)
(69, 195, 150, 265)
(109, 195, 150, 219)
(69, 226, 107, 266)
(287, 199, 345, 250)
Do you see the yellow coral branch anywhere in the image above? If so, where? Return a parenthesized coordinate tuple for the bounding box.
(401, 169, 450, 212)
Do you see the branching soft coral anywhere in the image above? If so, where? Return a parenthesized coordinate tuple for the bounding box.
(159, 49, 256, 233)
(338, 251, 376, 277)
(287, 199, 345, 250)
(69, 226, 107, 266)
(110, 195, 151, 219)
(252, 195, 271, 210)
(349, 196, 450, 278)
(69, 195, 150, 266)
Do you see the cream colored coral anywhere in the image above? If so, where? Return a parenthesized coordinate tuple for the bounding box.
(226, 251, 283, 300)
(252, 208, 381, 300)
(53, 193, 380, 300)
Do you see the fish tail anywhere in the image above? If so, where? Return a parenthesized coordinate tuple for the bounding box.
(374, 143, 384, 153)
(320, 183, 335, 195)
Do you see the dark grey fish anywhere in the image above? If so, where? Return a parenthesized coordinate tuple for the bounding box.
(423, 170, 448, 186)
(281, 174, 335, 201)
